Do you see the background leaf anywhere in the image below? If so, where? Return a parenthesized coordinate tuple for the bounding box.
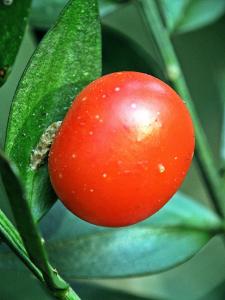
(40, 193, 221, 279)
(99, 0, 129, 18)
(72, 282, 159, 300)
(49, 227, 212, 278)
(0, 192, 221, 278)
(41, 192, 221, 241)
(102, 25, 164, 78)
(4, 0, 101, 222)
(30, 0, 128, 29)
(30, 0, 68, 29)
(160, 0, 225, 34)
(0, 0, 31, 86)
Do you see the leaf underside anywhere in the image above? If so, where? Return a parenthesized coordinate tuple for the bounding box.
(0, 192, 220, 278)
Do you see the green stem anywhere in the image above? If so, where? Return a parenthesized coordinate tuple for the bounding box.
(54, 287, 81, 300)
(0, 209, 44, 282)
(0, 209, 80, 300)
(0, 151, 80, 300)
(137, 0, 225, 217)
(220, 106, 225, 174)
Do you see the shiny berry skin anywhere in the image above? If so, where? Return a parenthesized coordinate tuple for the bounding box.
(48, 71, 195, 227)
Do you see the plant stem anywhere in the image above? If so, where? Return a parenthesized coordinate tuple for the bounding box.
(220, 106, 225, 173)
(54, 287, 81, 300)
(0, 151, 80, 300)
(0, 209, 80, 299)
(137, 0, 225, 217)
(0, 209, 44, 282)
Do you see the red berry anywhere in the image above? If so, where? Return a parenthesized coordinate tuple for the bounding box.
(48, 72, 195, 227)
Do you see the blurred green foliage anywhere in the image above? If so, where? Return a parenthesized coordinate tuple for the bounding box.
(160, 0, 225, 34)
(0, 0, 31, 86)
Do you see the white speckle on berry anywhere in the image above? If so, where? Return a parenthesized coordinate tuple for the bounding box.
(158, 164, 165, 173)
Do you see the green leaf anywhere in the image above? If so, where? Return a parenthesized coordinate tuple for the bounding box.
(99, 0, 129, 17)
(0, 0, 31, 86)
(0, 150, 44, 281)
(0, 192, 223, 277)
(49, 227, 211, 278)
(41, 193, 222, 278)
(160, 0, 225, 34)
(0, 150, 70, 290)
(30, 0, 127, 29)
(0, 151, 82, 300)
(5, 0, 101, 222)
(0, 207, 27, 262)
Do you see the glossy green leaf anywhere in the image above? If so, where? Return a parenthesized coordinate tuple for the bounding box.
(35, 24, 164, 82)
(40, 193, 222, 278)
(160, 0, 225, 34)
(0, 0, 31, 86)
(0, 192, 223, 277)
(41, 192, 221, 240)
(5, 0, 101, 222)
(30, 0, 128, 29)
(49, 227, 211, 278)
